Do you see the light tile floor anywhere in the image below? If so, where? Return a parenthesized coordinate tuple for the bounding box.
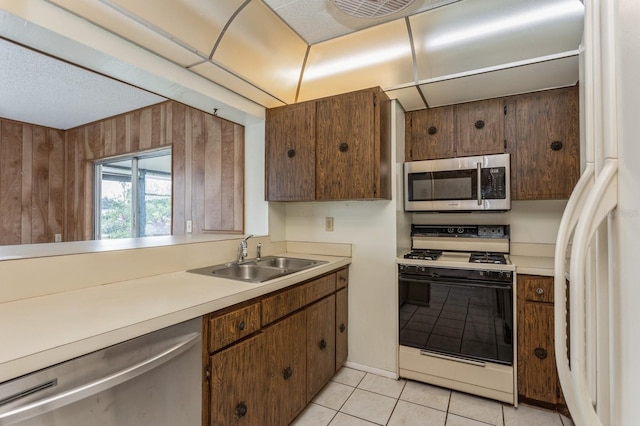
(292, 367, 575, 426)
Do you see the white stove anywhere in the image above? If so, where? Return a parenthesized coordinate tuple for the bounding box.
(397, 224, 517, 405)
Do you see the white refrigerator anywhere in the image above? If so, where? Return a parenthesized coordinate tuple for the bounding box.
(554, 0, 640, 425)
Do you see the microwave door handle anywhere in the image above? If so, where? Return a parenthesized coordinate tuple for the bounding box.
(476, 162, 482, 205)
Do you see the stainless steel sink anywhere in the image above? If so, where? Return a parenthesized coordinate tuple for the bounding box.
(187, 256, 327, 283)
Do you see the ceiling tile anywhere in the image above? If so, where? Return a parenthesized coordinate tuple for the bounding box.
(189, 61, 287, 109)
(411, 0, 583, 81)
(214, 1, 308, 104)
(101, 0, 245, 57)
(385, 86, 427, 111)
(47, 0, 205, 67)
(420, 55, 579, 107)
(298, 19, 415, 101)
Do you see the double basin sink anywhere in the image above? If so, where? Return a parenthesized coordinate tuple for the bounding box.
(187, 256, 328, 283)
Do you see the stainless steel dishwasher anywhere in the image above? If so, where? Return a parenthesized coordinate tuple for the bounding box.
(0, 318, 201, 426)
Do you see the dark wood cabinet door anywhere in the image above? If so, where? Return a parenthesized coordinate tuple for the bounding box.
(405, 106, 455, 161)
(335, 287, 348, 370)
(209, 333, 267, 425)
(517, 275, 559, 405)
(455, 98, 505, 157)
(316, 89, 377, 200)
(265, 101, 316, 201)
(306, 295, 336, 400)
(515, 86, 579, 200)
(264, 310, 307, 426)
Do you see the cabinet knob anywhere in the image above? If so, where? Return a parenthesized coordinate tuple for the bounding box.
(235, 402, 248, 418)
(550, 141, 564, 151)
(338, 143, 349, 153)
(339, 323, 346, 333)
(534, 347, 548, 360)
(535, 287, 544, 295)
(474, 120, 485, 129)
(283, 366, 293, 380)
(319, 339, 327, 350)
(237, 320, 246, 331)
(428, 126, 438, 135)
(287, 148, 296, 158)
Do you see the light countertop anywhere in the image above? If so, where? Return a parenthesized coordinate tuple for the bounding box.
(0, 252, 350, 383)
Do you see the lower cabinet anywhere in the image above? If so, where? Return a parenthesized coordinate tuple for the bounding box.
(209, 333, 268, 425)
(517, 274, 566, 411)
(203, 266, 349, 426)
(306, 295, 336, 400)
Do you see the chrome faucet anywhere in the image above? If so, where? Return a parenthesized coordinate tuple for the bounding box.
(237, 235, 253, 263)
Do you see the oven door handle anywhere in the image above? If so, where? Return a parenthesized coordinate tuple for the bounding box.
(477, 162, 483, 205)
(399, 275, 511, 290)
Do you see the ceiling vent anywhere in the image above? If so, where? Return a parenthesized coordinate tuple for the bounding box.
(332, 0, 416, 18)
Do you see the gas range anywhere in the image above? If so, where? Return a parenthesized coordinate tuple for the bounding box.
(400, 224, 515, 271)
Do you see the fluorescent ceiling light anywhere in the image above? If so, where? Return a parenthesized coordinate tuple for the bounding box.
(303, 44, 411, 81)
(427, 2, 583, 50)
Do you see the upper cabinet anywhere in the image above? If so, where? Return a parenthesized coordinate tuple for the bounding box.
(406, 98, 505, 161)
(266, 87, 391, 201)
(405, 86, 579, 201)
(512, 86, 579, 200)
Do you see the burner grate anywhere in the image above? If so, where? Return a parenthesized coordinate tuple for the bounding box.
(404, 250, 443, 261)
(469, 252, 507, 264)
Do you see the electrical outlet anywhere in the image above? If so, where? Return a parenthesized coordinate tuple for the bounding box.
(186, 220, 192, 233)
(54, 233, 62, 243)
(325, 217, 334, 232)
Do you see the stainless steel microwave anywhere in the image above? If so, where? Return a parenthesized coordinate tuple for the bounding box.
(404, 153, 510, 212)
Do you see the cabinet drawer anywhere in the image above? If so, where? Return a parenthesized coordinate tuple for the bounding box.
(208, 302, 261, 353)
(304, 274, 336, 305)
(336, 268, 349, 290)
(521, 276, 554, 303)
(262, 285, 306, 326)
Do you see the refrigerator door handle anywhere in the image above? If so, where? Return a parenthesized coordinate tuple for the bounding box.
(568, 158, 618, 426)
(554, 162, 595, 417)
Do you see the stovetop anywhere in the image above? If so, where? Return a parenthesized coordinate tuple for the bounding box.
(400, 224, 514, 271)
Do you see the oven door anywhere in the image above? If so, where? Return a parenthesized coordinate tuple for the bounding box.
(399, 272, 513, 365)
(404, 154, 510, 212)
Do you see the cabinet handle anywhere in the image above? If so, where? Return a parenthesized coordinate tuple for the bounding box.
(339, 323, 346, 333)
(550, 141, 564, 151)
(535, 287, 544, 295)
(283, 366, 293, 380)
(474, 120, 485, 129)
(428, 126, 438, 135)
(339, 143, 349, 153)
(235, 402, 248, 418)
(534, 347, 548, 360)
(237, 320, 245, 331)
(319, 339, 327, 350)
(287, 148, 296, 158)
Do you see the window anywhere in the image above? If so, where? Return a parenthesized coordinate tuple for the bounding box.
(95, 148, 172, 240)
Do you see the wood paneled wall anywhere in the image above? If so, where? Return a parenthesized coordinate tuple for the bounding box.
(65, 100, 244, 241)
(0, 119, 64, 245)
(0, 100, 244, 245)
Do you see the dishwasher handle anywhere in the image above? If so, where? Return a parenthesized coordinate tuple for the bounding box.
(0, 331, 200, 425)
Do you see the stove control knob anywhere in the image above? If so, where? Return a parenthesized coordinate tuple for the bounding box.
(457, 227, 464, 234)
(447, 227, 455, 233)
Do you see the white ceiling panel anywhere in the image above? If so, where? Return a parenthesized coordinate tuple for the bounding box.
(298, 19, 415, 101)
(264, 0, 460, 44)
(190, 61, 287, 109)
(420, 56, 579, 107)
(214, 1, 308, 104)
(0, 38, 165, 130)
(411, 0, 583, 81)
(46, 0, 205, 67)
(386, 86, 427, 112)
(101, 0, 245, 57)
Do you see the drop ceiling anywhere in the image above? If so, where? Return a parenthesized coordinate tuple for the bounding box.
(0, 0, 584, 129)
